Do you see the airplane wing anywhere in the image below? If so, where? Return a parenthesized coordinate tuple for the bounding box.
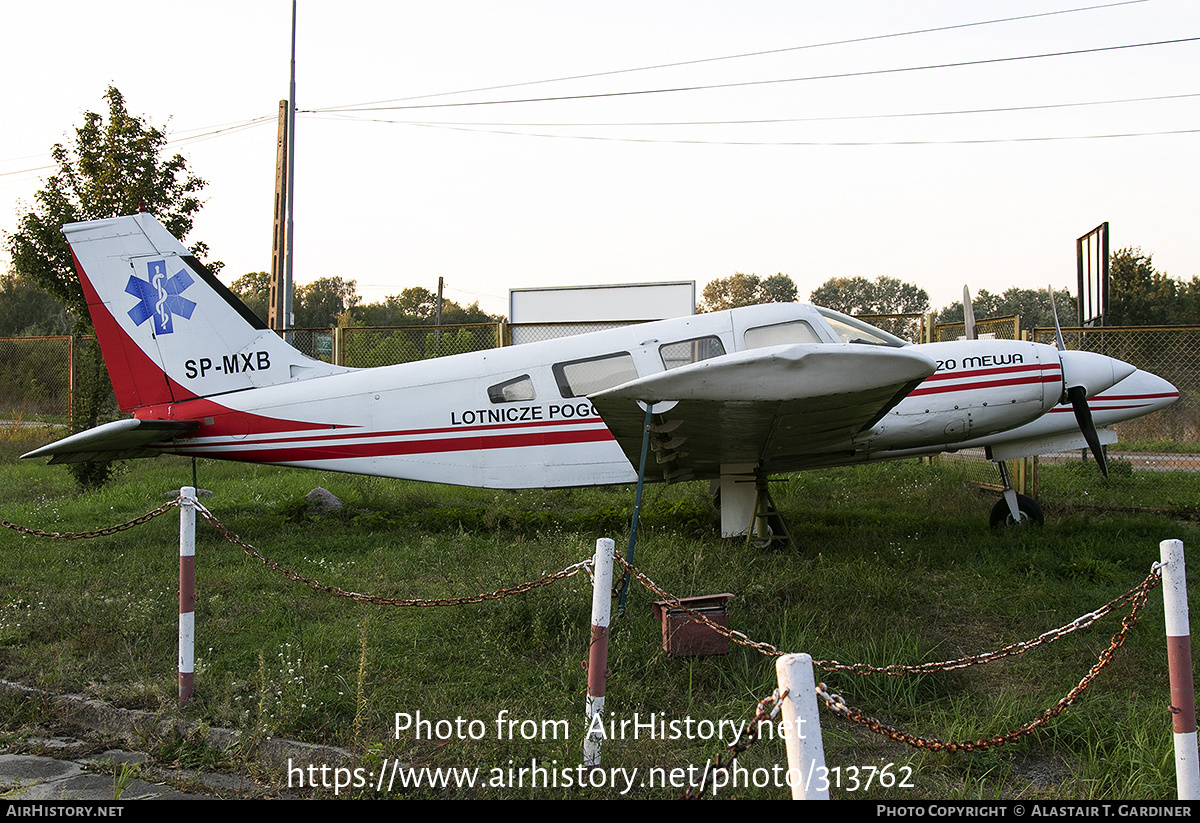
(22, 418, 199, 464)
(590, 344, 936, 481)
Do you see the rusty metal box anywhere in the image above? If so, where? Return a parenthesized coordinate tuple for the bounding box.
(651, 593, 734, 657)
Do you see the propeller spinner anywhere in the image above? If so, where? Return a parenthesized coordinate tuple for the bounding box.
(1049, 287, 1134, 477)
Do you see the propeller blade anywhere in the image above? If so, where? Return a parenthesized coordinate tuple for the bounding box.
(1048, 285, 1066, 352)
(1067, 385, 1109, 477)
(962, 285, 976, 341)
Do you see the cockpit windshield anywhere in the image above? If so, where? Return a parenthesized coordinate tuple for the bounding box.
(816, 308, 910, 348)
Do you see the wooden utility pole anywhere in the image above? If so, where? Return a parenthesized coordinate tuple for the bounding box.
(435, 276, 444, 347)
(268, 99, 289, 332)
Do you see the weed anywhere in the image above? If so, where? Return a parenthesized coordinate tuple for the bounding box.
(111, 763, 140, 801)
(0, 455, 1193, 798)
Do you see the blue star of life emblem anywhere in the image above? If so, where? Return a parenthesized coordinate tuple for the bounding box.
(126, 260, 196, 335)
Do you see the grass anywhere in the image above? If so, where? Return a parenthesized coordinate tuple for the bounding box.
(0, 428, 1196, 799)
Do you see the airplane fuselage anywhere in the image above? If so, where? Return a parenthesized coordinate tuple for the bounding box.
(29, 212, 1177, 537)
(126, 305, 1173, 487)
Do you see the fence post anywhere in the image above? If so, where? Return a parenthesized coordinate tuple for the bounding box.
(332, 325, 345, 366)
(775, 653, 829, 800)
(67, 336, 76, 426)
(1160, 539, 1199, 799)
(583, 538, 614, 767)
(179, 487, 196, 707)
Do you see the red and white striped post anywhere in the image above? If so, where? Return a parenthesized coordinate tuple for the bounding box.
(776, 653, 829, 800)
(1160, 539, 1199, 799)
(583, 538, 614, 768)
(178, 487, 196, 707)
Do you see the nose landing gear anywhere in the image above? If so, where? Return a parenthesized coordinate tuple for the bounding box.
(990, 459, 1044, 528)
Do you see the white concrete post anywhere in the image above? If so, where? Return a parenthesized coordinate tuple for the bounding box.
(178, 487, 196, 707)
(1160, 539, 1199, 799)
(775, 653, 829, 800)
(584, 538, 615, 767)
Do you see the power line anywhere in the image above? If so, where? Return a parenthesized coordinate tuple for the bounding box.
(0, 116, 273, 179)
(312, 0, 1149, 112)
(305, 91, 1200, 129)
(380, 122, 1200, 146)
(309, 36, 1200, 113)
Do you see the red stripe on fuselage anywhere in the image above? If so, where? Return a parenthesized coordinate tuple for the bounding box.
(164, 425, 615, 462)
(908, 363, 1061, 397)
(135, 398, 336, 437)
(175, 415, 606, 447)
(920, 362, 1058, 383)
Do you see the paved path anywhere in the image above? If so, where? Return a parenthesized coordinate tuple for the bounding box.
(0, 745, 266, 800)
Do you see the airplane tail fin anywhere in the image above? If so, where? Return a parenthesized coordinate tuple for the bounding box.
(65, 213, 345, 412)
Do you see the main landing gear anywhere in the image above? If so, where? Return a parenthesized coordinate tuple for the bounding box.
(714, 467, 792, 549)
(989, 459, 1044, 528)
(746, 474, 792, 549)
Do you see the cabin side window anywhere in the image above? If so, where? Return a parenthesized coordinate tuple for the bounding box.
(488, 375, 536, 403)
(553, 353, 637, 397)
(744, 320, 822, 349)
(659, 336, 725, 370)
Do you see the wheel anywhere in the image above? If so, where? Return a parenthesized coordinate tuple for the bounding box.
(748, 511, 791, 549)
(989, 494, 1044, 528)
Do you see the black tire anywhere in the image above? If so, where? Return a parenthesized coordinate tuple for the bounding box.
(989, 494, 1044, 528)
(749, 511, 791, 549)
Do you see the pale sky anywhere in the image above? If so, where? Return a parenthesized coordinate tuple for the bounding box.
(1, 0, 1197, 318)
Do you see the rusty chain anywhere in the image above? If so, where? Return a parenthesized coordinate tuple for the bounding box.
(194, 502, 592, 607)
(616, 555, 1162, 673)
(0, 499, 180, 540)
(818, 566, 1164, 676)
(682, 688, 790, 800)
(2, 494, 1167, 756)
(619, 554, 1162, 754)
(814, 564, 1159, 751)
(617, 556, 788, 658)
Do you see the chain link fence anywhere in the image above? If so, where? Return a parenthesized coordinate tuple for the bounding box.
(934, 323, 1199, 513)
(855, 313, 928, 343)
(506, 321, 646, 346)
(1028, 325, 1200, 510)
(0, 336, 76, 422)
(933, 315, 1021, 342)
(289, 322, 641, 366)
(3, 316, 1195, 515)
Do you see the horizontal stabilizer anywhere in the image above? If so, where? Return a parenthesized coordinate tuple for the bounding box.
(22, 419, 199, 464)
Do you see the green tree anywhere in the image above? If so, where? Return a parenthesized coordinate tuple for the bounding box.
(809, 275, 929, 316)
(1107, 248, 1180, 326)
(6, 86, 215, 488)
(229, 271, 271, 323)
(350, 287, 500, 327)
(386, 287, 438, 323)
(294, 276, 360, 328)
(0, 272, 73, 336)
(699, 272, 797, 312)
(937, 287, 1075, 336)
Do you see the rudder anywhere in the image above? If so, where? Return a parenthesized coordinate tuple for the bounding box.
(65, 213, 346, 412)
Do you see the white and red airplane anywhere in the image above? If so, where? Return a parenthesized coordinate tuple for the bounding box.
(25, 213, 1178, 534)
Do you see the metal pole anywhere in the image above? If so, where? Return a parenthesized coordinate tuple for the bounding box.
(1160, 539, 1199, 799)
(616, 403, 653, 614)
(775, 653, 829, 800)
(583, 538, 615, 767)
(178, 487, 196, 706)
(283, 0, 297, 334)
